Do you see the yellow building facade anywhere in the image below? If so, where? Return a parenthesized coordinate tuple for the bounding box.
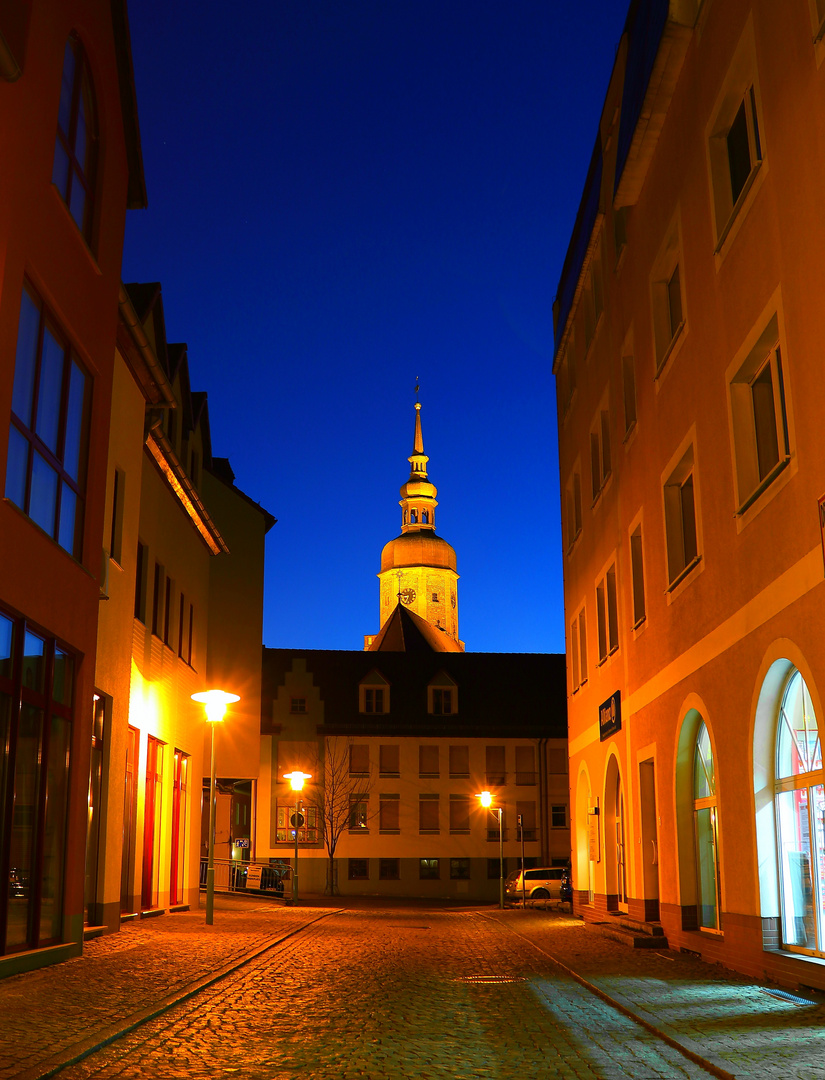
(554, 0, 825, 989)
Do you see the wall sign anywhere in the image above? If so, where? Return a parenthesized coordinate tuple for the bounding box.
(599, 690, 621, 741)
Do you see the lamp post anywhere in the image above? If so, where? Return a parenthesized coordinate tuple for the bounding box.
(192, 689, 239, 926)
(477, 790, 504, 909)
(283, 771, 312, 904)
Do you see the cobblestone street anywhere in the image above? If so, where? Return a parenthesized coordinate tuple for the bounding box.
(1, 898, 825, 1080)
(54, 908, 713, 1080)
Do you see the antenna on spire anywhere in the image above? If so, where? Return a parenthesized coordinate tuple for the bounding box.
(415, 379, 420, 398)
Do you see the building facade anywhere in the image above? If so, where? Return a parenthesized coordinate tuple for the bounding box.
(554, 0, 825, 989)
(0, 0, 145, 974)
(258, 397, 568, 899)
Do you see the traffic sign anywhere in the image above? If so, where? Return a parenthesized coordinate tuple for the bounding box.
(290, 812, 305, 828)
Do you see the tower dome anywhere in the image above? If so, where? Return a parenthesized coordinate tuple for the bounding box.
(370, 389, 461, 647)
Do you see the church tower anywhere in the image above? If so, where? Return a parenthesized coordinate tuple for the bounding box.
(367, 392, 461, 648)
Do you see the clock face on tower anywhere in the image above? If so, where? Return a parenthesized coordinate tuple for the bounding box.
(400, 588, 416, 605)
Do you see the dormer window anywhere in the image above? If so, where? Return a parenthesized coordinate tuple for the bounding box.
(360, 670, 389, 714)
(428, 672, 458, 715)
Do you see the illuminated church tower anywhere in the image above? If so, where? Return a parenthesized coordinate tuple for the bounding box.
(365, 392, 462, 650)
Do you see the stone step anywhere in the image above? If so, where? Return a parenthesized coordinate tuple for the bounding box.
(588, 918, 669, 950)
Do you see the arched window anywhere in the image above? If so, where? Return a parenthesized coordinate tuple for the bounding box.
(52, 37, 97, 241)
(421, 511, 429, 524)
(693, 721, 721, 930)
(410, 509, 417, 524)
(775, 669, 824, 953)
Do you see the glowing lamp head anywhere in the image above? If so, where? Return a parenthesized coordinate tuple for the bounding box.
(477, 790, 492, 808)
(192, 689, 240, 724)
(284, 770, 312, 791)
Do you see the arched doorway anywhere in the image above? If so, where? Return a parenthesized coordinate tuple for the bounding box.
(604, 756, 628, 912)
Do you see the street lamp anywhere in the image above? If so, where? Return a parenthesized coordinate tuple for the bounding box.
(477, 790, 504, 909)
(192, 689, 239, 925)
(283, 770, 312, 904)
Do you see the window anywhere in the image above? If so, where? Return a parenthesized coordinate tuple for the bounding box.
(419, 745, 439, 777)
(613, 205, 629, 261)
(186, 603, 194, 666)
(551, 805, 568, 828)
(275, 804, 318, 843)
(582, 239, 604, 351)
(0, 613, 74, 953)
(151, 563, 164, 637)
(379, 798, 399, 832)
(694, 721, 722, 931)
(709, 86, 763, 250)
(365, 688, 385, 714)
(433, 689, 452, 715)
(651, 218, 686, 373)
(596, 564, 619, 663)
(360, 672, 389, 714)
(109, 468, 125, 564)
(589, 404, 612, 502)
(664, 444, 700, 588)
(570, 606, 588, 692)
(449, 745, 469, 778)
(450, 858, 471, 880)
(449, 797, 470, 833)
(728, 315, 790, 514)
(557, 340, 577, 415)
(52, 37, 97, 241)
(565, 469, 583, 551)
(516, 802, 537, 841)
(379, 744, 399, 776)
(485, 745, 505, 786)
(774, 669, 824, 955)
(348, 859, 369, 880)
(515, 746, 536, 786)
(419, 797, 439, 832)
(630, 525, 646, 628)
(178, 593, 186, 657)
(813, 0, 825, 41)
(6, 285, 90, 558)
(488, 858, 507, 879)
(379, 858, 399, 880)
(163, 576, 173, 647)
(290, 697, 307, 714)
(622, 354, 637, 434)
(349, 744, 369, 776)
(349, 797, 368, 831)
(134, 541, 147, 622)
(419, 858, 439, 880)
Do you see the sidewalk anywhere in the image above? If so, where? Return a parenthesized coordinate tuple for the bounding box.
(489, 905, 825, 1080)
(0, 896, 823, 1080)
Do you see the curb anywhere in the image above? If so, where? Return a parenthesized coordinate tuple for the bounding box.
(15, 909, 343, 1080)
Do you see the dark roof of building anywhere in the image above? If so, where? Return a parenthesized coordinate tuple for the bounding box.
(368, 603, 463, 653)
(262, 647, 567, 739)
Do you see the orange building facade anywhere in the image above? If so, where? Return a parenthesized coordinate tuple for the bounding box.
(555, 0, 825, 989)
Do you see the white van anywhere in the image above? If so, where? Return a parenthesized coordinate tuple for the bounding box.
(505, 866, 565, 901)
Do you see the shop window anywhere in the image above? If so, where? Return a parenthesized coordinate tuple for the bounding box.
(6, 284, 90, 558)
(596, 564, 619, 663)
(170, 750, 189, 906)
(694, 721, 722, 931)
(450, 858, 470, 880)
(728, 314, 790, 515)
(52, 36, 98, 242)
(775, 670, 824, 955)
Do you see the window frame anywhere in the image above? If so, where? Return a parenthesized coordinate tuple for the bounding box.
(650, 215, 687, 377)
(595, 562, 619, 664)
(662, 439, 701, 593)
(52, 36, 98, 244)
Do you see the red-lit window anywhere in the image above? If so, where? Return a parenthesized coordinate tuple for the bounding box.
(52, 37, 97, 241)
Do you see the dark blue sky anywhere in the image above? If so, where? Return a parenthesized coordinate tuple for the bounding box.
(122, 1, 627, 653)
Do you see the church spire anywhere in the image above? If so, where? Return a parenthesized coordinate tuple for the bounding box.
(400, 387, 437, 533)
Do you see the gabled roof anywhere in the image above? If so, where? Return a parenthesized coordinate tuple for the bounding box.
(262, 647, 567, 739)
(368, 602, 464, 654)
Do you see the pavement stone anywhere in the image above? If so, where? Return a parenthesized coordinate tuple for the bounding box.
(0, 896, 823, 1079)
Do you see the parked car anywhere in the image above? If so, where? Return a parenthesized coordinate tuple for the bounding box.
(505, 866, 566, 902)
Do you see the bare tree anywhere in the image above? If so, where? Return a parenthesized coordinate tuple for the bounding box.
(310, 736, 375, 895)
